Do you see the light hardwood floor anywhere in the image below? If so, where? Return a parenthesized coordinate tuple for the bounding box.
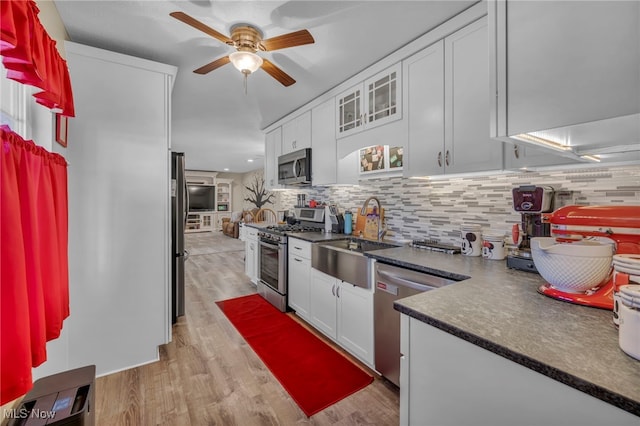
(95, 231, 399, 425)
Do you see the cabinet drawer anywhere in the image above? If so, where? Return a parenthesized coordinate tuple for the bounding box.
(246, 226, 258, 239)
(288, 238, 312, 259)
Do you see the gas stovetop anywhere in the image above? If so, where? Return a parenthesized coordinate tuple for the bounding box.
(262, 224, 321, 235)
(258, 224, 322, 242)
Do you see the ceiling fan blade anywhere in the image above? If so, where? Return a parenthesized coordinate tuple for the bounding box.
(170, 11, 233, 44)
(194, 56, 230, 74)
(261, 59, 296, 87)
(261, 29, 315, 51)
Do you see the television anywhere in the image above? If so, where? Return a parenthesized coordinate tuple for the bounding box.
(188, 184, 215, 211)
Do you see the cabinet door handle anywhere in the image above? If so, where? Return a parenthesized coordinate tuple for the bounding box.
(336, 285, 340, 298)
(293, 140, 297, 149)
(294, 258, 302, 262)
(445, 150, 450, 167)
(514, 145, 520, 159)
(331, 284, 335, 296)
(294, 246, 302, 251)
(437, 151, 442, 167)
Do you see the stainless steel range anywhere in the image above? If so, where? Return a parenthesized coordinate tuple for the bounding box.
(256, 222, 322, 312)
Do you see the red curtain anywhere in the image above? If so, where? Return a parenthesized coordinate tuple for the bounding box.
(0, 0, 75, 117)
(0, 125, 69, 405)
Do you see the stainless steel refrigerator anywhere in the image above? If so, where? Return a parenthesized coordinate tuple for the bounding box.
(171, 152, 187, 324)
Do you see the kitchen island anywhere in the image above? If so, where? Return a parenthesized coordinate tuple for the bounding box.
(365, 247, 640, 424)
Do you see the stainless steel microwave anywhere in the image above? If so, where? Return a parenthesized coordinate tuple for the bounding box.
(278, 148, 312, 185)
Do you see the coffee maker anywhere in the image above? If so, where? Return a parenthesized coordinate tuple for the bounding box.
(507, 185, 554, 272)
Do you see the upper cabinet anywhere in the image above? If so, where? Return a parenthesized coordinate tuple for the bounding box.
(282, 111, 312, 155)
(489, 0, 640, 163)
(264, 127, 282, 190)
(336, 63, 402, 139)
(311, 98, 337, 186)
(404, 16, 502, 177)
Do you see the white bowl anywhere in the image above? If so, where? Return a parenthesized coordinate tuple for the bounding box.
(531, 237, 613, 293)
(613, 254, 640, 268)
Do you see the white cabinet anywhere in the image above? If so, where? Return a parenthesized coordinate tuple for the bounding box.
(311, 98, 337, 186)
(264, 127, 282, 190)
(215, 178, 232, 213)
(336, 63, 402, 139)
(404, 16, 502, 177)
(489, 0, 640, 162)
(287, 238, 312, 319)
(186, 171, 216, 185)
(309, 268, 374, 367)
(311, 98, 359, 186)
(244, 226, 259, 285)
(336, 281, 374, 364)
(400, 315, 639, 426)
(62, 41, 176, 376)
(503, 142, 577, 170)
(282, 110, 311, 155)
(186, 212, 214, 233)
(309, 268, 338, 337)
(404, 40, 444, 177)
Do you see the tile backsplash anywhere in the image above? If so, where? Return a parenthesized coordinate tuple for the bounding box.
(278, 165, 639, 245)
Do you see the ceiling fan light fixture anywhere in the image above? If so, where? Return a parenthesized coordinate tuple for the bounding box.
(229, 51, 263, 74)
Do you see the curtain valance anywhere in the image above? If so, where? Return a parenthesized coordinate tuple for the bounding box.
(1, 0, 75, 117)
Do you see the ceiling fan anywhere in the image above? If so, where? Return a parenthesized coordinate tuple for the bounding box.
(170, 11, 314, 87)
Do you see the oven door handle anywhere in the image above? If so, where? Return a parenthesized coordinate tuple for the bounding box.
(259, 239, 279, 249)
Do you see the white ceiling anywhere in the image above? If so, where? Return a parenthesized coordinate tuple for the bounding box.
(54, 0, 477, 173)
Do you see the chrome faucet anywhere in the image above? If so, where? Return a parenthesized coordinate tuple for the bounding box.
(360, 197, 385, 240)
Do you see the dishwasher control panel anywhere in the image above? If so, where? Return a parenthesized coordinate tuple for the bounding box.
(376, 281, 399, 295)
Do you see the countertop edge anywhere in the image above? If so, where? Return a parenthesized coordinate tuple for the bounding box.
(394, 303, 640, 417)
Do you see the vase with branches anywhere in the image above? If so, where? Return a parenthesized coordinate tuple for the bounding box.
(244, 176, 275, 209)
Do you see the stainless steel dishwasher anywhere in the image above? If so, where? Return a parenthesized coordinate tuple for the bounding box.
(374, 261, 457, 387)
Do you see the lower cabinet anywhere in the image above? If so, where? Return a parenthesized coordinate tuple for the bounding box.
(399, 315, 638, 426)
(309, 267, 374, 367)
(186, 212, 214, 232)
(288, 238, 312, 320)
(244, 227, 259, 285)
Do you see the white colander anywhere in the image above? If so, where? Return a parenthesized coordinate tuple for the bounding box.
(531, 237, 613, 293)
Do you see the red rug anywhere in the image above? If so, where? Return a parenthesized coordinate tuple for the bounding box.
(216, 294, 374, 417)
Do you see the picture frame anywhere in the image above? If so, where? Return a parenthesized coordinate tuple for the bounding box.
(359, 145, 404, 175)
(388, 146, 403, 169)
(55, 113, 68, 147)
(359, 145, 386, 174)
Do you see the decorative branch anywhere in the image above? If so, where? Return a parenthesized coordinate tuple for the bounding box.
(244, 175, 275, 209)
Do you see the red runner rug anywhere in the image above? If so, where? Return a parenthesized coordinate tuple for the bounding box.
(216, 294, 373, 417)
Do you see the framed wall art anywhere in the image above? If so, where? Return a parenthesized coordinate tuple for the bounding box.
(55, 113, 68, 147)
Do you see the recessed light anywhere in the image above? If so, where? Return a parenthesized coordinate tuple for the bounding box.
(247, 159, 254, 162)
(223, 168, 229, 171)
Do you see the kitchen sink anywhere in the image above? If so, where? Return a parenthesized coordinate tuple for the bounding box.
(311, 238, 399, 289)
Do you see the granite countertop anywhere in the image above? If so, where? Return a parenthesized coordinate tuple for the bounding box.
(365, 247, 640, 417)
(286, 231, 348, 243)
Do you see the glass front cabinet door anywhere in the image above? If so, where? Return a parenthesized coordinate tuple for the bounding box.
(336, 63, 401, 139)
(337, 86, 363, 137)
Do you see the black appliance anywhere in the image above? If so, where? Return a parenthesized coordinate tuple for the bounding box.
(171, 152, 187, 324)
(187, 184, 215, 211)
(278, 148, 312, 185)
(507, 185, 554, 273)
(8, 365, 96, 426)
